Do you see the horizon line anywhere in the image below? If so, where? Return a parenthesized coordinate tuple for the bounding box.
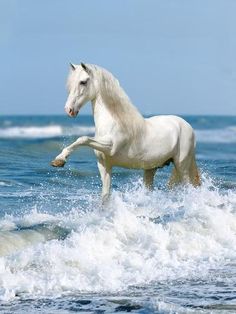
(1, 113, 236, 117)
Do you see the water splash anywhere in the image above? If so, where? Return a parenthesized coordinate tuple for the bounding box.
(0, 176, 236, 301)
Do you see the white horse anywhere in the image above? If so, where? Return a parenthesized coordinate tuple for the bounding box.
(51, 63, 200, 202)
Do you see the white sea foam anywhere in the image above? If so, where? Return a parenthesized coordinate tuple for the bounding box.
(0, 177, 236, 301)
(0, 181, 12, 187)
(0, 125, 95, 139)
(196, 126, 236, 143)
(0, 124, 235, 143)
(0, 126, 63, 139)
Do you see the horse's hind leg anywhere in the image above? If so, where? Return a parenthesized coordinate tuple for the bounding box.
(168, 165, 180, 187)
(189, 155, 201, 186)
(143, 168, 157, 190)
(170, 154, 200, 187)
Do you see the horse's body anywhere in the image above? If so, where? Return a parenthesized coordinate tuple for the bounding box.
(52, 63, 200, 202)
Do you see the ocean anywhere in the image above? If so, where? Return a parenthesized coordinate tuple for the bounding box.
(0, 114, 236, 313)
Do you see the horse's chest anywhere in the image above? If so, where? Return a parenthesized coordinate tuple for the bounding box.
(107, 147, 156, 169)
(94, 147, 141, 168)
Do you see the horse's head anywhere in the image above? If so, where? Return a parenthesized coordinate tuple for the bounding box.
(65, 63, 96, 117)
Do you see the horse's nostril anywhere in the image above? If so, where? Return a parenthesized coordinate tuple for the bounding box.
(69, 108, 73, 114)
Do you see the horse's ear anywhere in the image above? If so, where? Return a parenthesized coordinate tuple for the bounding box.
(70, 63, 76, 71)
(81, 62, 89, 73)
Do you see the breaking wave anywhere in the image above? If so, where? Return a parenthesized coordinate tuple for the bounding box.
(0, 177, 236, 301)
(196, 126, 236, 143)
(0, 125, 95, 139)
(1, 123, 236, 143)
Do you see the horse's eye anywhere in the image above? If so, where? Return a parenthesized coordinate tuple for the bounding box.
(80, 80, 87, 86)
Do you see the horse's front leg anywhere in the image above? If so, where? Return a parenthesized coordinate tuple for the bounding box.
(51, 136, 113, 167)
(97, 158, 112, 204)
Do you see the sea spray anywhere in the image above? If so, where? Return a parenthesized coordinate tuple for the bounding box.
(0, 177, 236, 301)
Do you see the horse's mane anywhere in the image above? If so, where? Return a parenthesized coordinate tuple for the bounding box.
(90, 64, 145, 136)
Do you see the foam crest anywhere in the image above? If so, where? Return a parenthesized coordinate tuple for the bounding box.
(0, 178, 236, 300)
(1, 123, 235, 143)
(196, 126, 236, 143)
(0, 125, 95, 139)
(0, 126, 63, 139)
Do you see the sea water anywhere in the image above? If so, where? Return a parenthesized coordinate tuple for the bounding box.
(0, 115, 236, 313)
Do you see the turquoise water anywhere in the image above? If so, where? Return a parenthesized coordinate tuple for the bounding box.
(0, 115, 236, 313)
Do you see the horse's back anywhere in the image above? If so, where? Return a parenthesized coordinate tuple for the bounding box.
(146, 114, 192, 129)
(146, 115, 194, 142)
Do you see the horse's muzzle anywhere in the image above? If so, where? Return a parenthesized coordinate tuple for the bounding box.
(65, 107, 78, 118)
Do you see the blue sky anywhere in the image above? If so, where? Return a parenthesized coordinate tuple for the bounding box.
(0, 0, 236, 115)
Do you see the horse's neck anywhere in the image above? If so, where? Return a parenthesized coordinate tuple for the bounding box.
(92, 93, 145, 138)
(92, 95, 117, 136)
(90, 66, 146, 137)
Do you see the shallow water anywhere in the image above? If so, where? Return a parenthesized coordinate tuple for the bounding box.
(0, 115, 236, 313)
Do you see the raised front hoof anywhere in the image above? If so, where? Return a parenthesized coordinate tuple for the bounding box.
(51, 159, 66, 167)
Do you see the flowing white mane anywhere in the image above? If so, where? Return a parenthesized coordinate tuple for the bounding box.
(90, 65, 145, 136)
